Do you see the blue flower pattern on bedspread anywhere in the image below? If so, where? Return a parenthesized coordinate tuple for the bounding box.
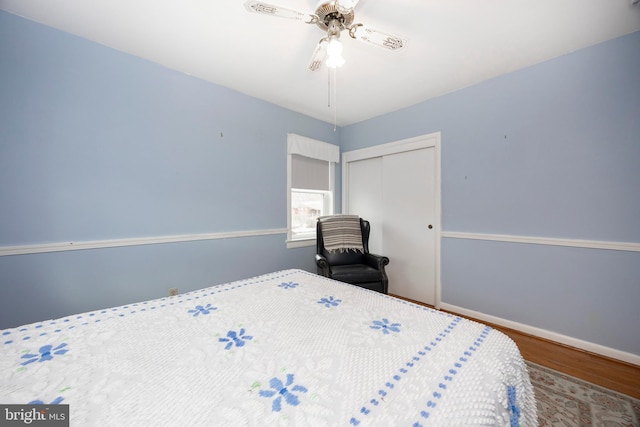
(20, 343, 68, 366)
(219, 329, 253, 350)
(318, 296, 342, 308)
(188, 303, 217, 316)
(410, 325, 491, 427)
(350, 317, 464, 427)
(278, 281, 299, 289)
(370, 319, 401, 334)
(259, 373, 308, 412)
(1, 270, 535, 426)
(29, 397, 64, 405)
(507, 385, 521, 427)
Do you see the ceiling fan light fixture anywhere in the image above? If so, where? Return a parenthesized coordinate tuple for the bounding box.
(326, 37, 345, 68)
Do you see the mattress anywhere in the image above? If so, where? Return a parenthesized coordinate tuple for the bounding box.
(1, 269, 537, 426)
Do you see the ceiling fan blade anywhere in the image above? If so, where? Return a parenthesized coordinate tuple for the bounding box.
(244, 1, 316, 23)
(307, 39, 328, 72)
(350, 24, 407, 51)
(335, 0, 360, 14)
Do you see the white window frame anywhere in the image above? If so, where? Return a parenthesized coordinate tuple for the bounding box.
(286, 134, 339, 248)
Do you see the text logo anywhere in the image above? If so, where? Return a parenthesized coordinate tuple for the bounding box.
(1, 405, 69, 426)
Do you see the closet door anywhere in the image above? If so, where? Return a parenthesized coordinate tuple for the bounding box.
(343, 134, 440, 306)
(382, 147, 436, 304)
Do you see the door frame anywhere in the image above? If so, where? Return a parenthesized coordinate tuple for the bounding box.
(342, 132, 442, 308)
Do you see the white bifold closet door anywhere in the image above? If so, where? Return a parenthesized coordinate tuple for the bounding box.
(345, 139, 438, 305)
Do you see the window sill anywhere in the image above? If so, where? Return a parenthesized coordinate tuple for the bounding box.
(286, 238, 315, 249)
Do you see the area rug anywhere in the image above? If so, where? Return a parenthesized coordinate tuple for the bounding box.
(526, 361, 640, 427)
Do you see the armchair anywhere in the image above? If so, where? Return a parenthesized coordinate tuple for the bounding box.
(315, 215, 390, 294)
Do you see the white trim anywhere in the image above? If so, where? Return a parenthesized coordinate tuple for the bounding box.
(287, 133, 340, 163)
(286, 134, 338, 243)
(342, 132, 442, 308)
(433, 139, 442, 310)
(439, 302, 640, 366)
(0, 228, 287, 257)
(286, 238, 315, 249)
(442, 231, 640, 252)
(341, 134, 438, 164)
(287, 152, 293, 242)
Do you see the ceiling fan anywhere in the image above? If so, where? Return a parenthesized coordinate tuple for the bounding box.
(244, 0, 407, 71)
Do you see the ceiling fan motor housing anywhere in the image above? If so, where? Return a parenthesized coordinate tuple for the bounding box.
(314, 1, 355, 31)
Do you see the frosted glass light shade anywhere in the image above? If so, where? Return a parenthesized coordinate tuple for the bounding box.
(326, 38, 345, 68)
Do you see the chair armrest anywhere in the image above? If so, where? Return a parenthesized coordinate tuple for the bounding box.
(315, 254, 332, 277)
(364, 253, 390, 294)
(364, 253, 389, 271)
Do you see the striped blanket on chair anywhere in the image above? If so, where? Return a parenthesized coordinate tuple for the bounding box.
(319, 215, 364, 253)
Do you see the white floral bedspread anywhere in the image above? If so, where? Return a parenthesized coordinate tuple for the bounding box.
(0, 269, 537, 426)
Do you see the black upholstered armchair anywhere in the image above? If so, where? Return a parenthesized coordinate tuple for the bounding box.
(315, 216, 390, 294)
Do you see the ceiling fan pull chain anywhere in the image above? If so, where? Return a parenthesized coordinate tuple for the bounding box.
(327, 67, 338, 131)
(333, 67, 338, 131)
(327, 67, 331, 108)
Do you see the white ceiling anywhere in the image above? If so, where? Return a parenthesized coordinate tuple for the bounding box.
(2, 0, 639, 126)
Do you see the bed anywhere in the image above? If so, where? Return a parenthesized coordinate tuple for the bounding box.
(1, 269, 537, 426)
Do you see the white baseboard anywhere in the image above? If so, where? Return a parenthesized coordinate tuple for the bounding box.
(439, 302, 640, 366)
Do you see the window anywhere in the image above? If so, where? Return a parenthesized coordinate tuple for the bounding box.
(287, 134, 339, 247)
(291, 190, 327, 239)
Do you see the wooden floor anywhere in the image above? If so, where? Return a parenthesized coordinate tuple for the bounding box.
(477, 318, 640, 400)
(390, 295, 640, 400)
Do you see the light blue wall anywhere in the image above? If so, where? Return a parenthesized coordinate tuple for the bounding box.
(2, 9, 639, 358)
(341, 31, 640, 355)
(0, 235, 315, 326)
(0, 11, 338, 328)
